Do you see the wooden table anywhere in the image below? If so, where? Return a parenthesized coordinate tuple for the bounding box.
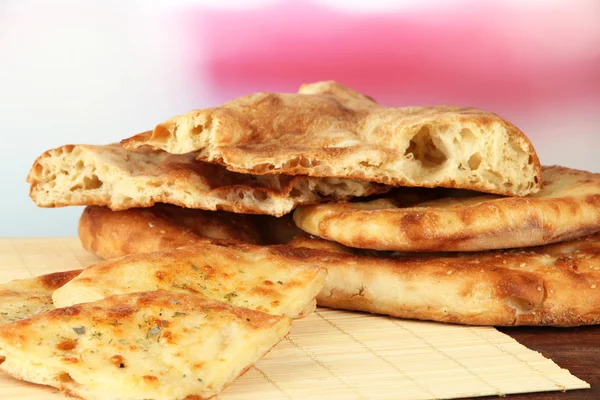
(493, 326, 600, 400)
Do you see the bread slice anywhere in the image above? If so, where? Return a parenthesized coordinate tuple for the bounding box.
(78, 205, 262, 259)
(53, 241, 327, 319)
(122, 81, 542, 196)
(0, 291, 291, 400)
(287, 234, 600, 327)
(294, 166, 600, 252)
(0, 270, 82, 326)
(27, 143, 387, 217)
(78, 206, 304, 259)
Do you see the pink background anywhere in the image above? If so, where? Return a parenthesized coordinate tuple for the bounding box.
(1, 0, 599, 236)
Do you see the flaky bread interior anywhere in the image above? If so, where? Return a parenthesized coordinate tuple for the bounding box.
(122, 81, 541, 196)
(0, 291, 292, 400)
(53, 242, 327, 319)
(26, 143, 387, 217)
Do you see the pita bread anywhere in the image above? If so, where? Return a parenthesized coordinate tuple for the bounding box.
(0, 291, 291, 400)
(287, 234, 600, 327)
(122, 81, 542, 197)
(27, 143, 386, 217)
(294, 166, 600, 252)
(0, 270, 82, 326)
(78, 205, 262, 259)
(53, 241, 327, 319)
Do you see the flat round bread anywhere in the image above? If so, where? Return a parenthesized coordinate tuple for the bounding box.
(78, 205, 264, 259)
(27, 143, 386, 217)
(75, 206, 600, 326)
(294, 166, 600, 252)
(121, 81, 541, 197)
(288, 234, 600, 327)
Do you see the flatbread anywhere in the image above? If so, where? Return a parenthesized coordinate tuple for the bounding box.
(0, 270, 82, 326)
(122, 81, 542, 197)
(78, 205, 262, 259)
(287, 234, 600, 327)
(294, 166, 600, 252)
(0, 291, 291, 400)
(27, 143, 386, 217)
(53, 241, 327, 319)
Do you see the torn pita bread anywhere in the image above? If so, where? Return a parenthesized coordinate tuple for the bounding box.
(122, 81, 541, 197)
(53, 241, 327, 319)
(26, 143, 387, 217)
(294, 166, 600, 252)
(288, 234, 600, 327)
(0, 291, 291, 400)
(0, 270, 82, 326)
(78, 205, 262, 259)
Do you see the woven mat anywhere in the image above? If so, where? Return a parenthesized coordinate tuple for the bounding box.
(0, 238, 590, 400)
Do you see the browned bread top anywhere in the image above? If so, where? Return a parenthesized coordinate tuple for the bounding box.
(122, 81, 541, 196)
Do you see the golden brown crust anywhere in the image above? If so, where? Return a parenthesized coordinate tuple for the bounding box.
(78, 205, 262, 259)
(287, 234, 600, 327)
(122, 81, 541, 196)
(294, 166, 600, 252)
(0, 291, 292, 400)
(27, 143, 388, 217)
(53, 241, 327, 319)
(0, 270, 82, 325)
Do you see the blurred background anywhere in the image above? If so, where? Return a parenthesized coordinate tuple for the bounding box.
(1, 0, 599, 237)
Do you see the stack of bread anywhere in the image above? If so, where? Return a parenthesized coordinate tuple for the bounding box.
(2, 81, 600, 400)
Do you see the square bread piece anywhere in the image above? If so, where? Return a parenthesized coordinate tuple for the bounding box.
(53, 241, 327, 319)
(0, 270, 82, 326)
(0, 291, 292, 400)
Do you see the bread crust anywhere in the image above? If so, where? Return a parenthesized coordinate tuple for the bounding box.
(78, 205, 262, 259)
(0, 270, 82, 325)
(294, 166, 600, 252)
(53, 241, 327, 319)
(0, 291, 292, 400)
(122, 81, 541, 197)
(288, 234, 600, 327)
(27, 143, 387, 217)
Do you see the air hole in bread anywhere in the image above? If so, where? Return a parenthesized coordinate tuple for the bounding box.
(0, 356, 5, 365)
(468, 152, 482, 170)
(253, 190, 267, 201)
(459, 128, 476, 144)
(404, 125, 448, 168)
(289, 188, 303, 198)
(83, 174, 103, 190)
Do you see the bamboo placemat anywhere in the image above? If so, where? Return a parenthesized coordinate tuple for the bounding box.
(0, 238, 590, 400)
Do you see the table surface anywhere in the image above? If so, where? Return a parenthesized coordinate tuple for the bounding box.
(492, 326, 599, 400)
